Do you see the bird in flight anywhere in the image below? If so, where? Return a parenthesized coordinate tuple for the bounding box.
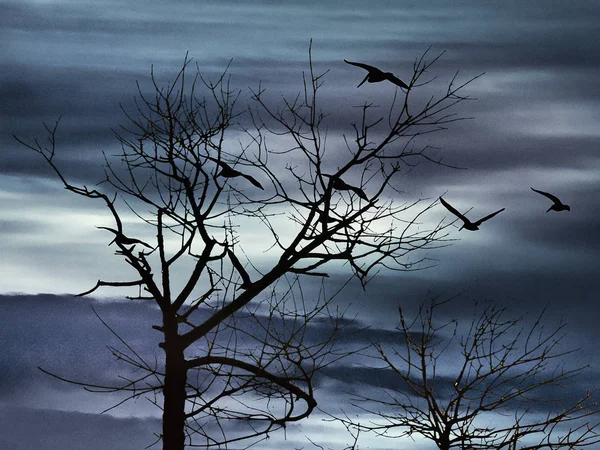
(327, 175, 369, 201)
(530, 187, 570, 212)
(439, 197, 505, 231)
(344, 59, 409, 89)
(97, 226, 153, 248)
(207, 157, 264, 190)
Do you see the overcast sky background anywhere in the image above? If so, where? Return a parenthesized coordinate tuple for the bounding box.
(2, 1, 600, 449)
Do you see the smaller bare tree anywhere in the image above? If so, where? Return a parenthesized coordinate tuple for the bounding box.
(341, 297, 600, 450)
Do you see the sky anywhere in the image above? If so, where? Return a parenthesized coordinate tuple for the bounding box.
(1, 0, 600, 448)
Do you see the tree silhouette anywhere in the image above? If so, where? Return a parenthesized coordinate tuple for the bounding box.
(15, 43, 480, 449)
(341, 297, 600, 450)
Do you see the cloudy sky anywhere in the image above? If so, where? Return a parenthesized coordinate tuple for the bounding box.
(2, 0, 600, 449)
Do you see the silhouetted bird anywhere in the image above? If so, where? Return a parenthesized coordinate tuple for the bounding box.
(439, 197, 505, 231)
(530, 187, 570, 212)
(317, 209, 355, 230)
(344, 59, 409, 89)
(227, 249, 252, 290)
(208, 157, 264, 190)
(97, 226, 153, 248)
(328, 175, 369, 201)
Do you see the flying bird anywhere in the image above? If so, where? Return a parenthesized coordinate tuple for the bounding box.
(328, 175, 369, 201)
(208, 157, 264, 190)
(439, 197, 505, 231)
(97, 227, 153, 248)
(530, 187, 570, 212)
(344, 59, 409, 89)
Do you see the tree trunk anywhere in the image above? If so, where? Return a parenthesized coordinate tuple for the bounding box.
(438, 427, 451, 450)
(162, 321, 187, 450)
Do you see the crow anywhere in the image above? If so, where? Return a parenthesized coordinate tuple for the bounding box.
(97, 226, 153, 248)
(328, 176, 369, 201)
(207, 157, 264, 190)
(227, 249, 252, 290)
(530, 187, 570, 212)
(344, 59, 409, 89)
(323, 174, 369, 201)
(439, 197, 505, 231)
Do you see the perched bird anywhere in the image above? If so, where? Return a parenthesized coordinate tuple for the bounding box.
(97, 226, 153, 248)
(344, 59, 409, 89)
(208, 157, 264, 190)
(327, 175, 369, 201)
(227, 249, 252, 290)
(317, 209, 355, 230)
(439, 197, 505, 231)
(530, 187, 570, 212)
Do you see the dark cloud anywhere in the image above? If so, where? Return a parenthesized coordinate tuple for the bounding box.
(512, 212, 600, 254)
(1, 278, 598, 447)
(5, 0, 598, 184)
(0, 218, 39, 235)
(318, 363, 597, 418)
(0, 294, 162, 397)
(319, 365, 412, 392)
(0, 404, 160, 450)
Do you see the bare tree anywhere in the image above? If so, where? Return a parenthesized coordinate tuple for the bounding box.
(15, 43, 479, 449)
(344, 297, 600, 450)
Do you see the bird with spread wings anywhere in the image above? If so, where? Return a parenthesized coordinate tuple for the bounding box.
(344, 59, 409, 89)
(326, 174, 369, 201)
(530, 187, 570, 212)
(439, 197, 505, 231)
(97, 226, 153, 249)
(206, 156, 264, 190)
